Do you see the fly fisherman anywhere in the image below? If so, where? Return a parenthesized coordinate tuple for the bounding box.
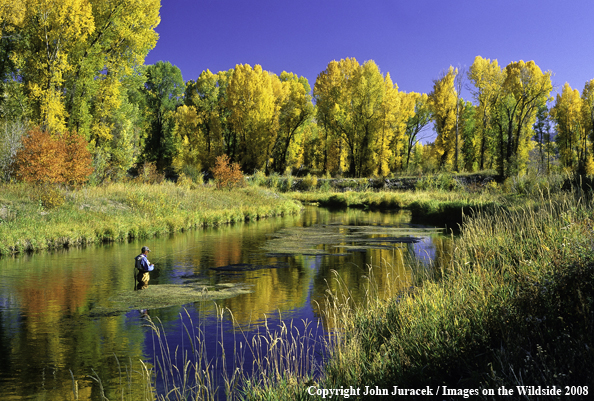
(135, 246, 154, 289)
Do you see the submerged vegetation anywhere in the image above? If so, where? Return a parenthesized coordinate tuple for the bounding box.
(262, 224, 441, 256)
(88, 282, 254, 317)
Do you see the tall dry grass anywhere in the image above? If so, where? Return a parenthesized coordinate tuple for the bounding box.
(317, 189, 594, 398)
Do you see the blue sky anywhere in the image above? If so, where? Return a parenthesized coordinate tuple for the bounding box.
(146, 0, 594, 101)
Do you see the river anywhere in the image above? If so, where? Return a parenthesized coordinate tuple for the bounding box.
(0, 206, 451, 400)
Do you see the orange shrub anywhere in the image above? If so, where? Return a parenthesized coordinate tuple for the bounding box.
(15, 128, 93, 186)
(61, 130, 94, 185)
(212, 154, 244, 190)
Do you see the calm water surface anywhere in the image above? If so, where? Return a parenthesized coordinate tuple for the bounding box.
(0, 206, 451, 399)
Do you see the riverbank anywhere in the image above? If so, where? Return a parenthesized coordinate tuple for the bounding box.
(243, 183, 594, 399)
(286, 172, 568, 227)
(0, 182, 302, 256)
(288, 190, 503, 228)
(318, 192, 594, 398)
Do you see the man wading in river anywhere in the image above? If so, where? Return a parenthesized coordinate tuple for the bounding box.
(135, 246, 154, 290)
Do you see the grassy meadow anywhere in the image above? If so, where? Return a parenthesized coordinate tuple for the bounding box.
(0, 181, 301, 256)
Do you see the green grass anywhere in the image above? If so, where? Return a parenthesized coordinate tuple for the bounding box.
(310, 190, 594, 399)
(0, 182, 302, 256)
(288, 189, 505, 229)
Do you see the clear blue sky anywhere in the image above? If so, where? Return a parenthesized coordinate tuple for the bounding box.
(146, 0, 593, 101)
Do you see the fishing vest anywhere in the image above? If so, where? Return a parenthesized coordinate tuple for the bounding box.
(135, 254, 146, 271)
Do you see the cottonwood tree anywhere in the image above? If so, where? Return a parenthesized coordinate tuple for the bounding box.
(379, 74, 413, 175)
(429, 66, 458, 169)
(313, 59, 346, 175)
(533, 103, 554, 174)
(270, 72, 314, 174)
(183, 69, 232, 170)
(551, 83, 584, 171)
(403, 92, 431, 171)
(453, 67, 467, 171)
(468, 56, 505, 171)
(581, 79, 594, 173)
(459, 101, 477, 171)
(170, 104, 201, 172)
(0, 1, 24, 39)
(496, 60, 553, 176)
(226, 64, 282, 173)
(315, 58, 411, 177)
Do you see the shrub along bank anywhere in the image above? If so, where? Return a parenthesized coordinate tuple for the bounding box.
(0, 182, 301, 256)
(289, 190, 504, 229)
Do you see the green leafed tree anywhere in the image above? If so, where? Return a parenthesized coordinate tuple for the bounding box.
(183, 69, 233, 171)
(142, 61, 185, 170)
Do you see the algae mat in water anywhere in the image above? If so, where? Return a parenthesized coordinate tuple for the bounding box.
(88, 282, 253, 317)
(262, 224, 443, 256)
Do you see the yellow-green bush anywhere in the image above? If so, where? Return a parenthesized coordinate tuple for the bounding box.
(37, 185, 65, 209)
(301, 173, 318, 191)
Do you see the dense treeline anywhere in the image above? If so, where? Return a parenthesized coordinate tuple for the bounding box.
(1, 2, 594, 184)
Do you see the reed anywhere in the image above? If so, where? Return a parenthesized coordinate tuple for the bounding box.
(69, 305, 325, 400)
(316, 189, 594, 398)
